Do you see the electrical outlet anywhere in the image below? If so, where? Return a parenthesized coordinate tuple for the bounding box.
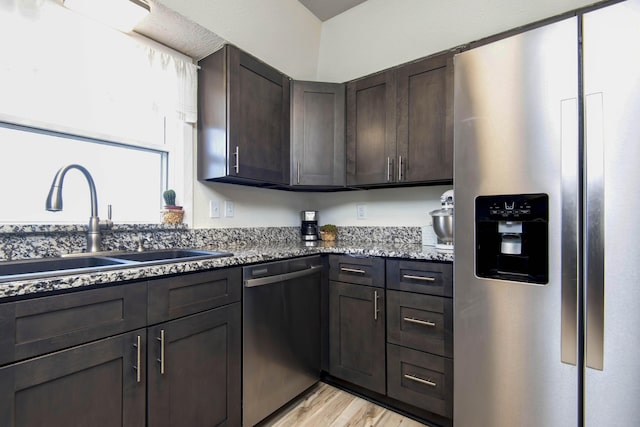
(224, 200, 234, 218)
(209, 200, 220, 218)
(356, 204, 367, 219)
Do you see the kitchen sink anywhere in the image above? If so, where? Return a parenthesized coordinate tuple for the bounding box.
(107, 249, 232, 263)
(0, 249, 233, 283)
(0, 256, 133, 283)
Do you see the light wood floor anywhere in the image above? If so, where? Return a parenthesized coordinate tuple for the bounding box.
(259, 382, 428, 427)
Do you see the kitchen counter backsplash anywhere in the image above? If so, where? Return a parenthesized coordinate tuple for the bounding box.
(0, 224, 422, 261)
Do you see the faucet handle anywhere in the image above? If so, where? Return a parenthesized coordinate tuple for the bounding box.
(101, 204, 113, 229)
(137, 237, 145, 252)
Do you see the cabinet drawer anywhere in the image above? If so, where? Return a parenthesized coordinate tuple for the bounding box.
(386, 260, 452, 297)
(329, 255, 384, 287)
(387, 343, 453, 419)
(387, 290, 452, 358)
(147, 268, 241, 324)
(0, 283, 147, 366)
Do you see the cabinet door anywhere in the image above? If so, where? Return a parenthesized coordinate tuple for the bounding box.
(396, 53, 453, 183)
(147, 303, 241, 427)
(346, 70, 396, 186)
(0, 329, 146, 427)
(228, 46, 290, 185)
(329, 281, 385, 394)
(291, 81, 345, 187)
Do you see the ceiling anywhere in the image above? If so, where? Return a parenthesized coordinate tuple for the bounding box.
(134, 1, 226, 60)
(298, 0, 368, 21)
(133, 0, 369, 61)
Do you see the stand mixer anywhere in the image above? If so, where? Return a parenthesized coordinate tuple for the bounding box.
(429, 190, 454, 252)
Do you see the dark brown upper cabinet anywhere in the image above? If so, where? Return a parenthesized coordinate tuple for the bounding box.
(346, 51, 453, 187)
(346, 70, 397, 186)
(396, 54, 453, 183)
(290, 81, 346, 188)
(198, 45, 290, 186)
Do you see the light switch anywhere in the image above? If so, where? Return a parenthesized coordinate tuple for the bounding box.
(224, 200, 234, 217)
(356, 204, 367, 219)
(209, 200, 220, 218)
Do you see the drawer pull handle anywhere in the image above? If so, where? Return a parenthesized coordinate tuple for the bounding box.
(341, 267, 366, 274)
(403, 317, 436, 327)
(157, 329, 165, 375)
(403, 274, 436, 282)
(133, 335, 141, 383)
(404, 374, 437, 387)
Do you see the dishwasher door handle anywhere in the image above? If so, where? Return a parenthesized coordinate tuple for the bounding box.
(244, 265, 323, 288)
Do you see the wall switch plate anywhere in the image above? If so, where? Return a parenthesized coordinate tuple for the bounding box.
(209, 200, 220, 218)
(356, 204, 367, 220)
(224, 200, 234, 217)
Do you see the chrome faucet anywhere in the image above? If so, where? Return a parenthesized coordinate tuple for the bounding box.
(45, 164, 112, 252)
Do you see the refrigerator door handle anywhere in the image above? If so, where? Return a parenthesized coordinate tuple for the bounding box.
(561, 98, 579, 366)
(585, 92, 605, 371)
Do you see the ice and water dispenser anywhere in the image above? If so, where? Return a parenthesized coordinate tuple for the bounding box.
(475, 194, 549, 284)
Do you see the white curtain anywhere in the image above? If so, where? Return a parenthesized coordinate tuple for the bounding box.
(0, 0, 198, 145)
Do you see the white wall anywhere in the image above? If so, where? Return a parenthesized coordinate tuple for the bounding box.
(317, 0, 597, 82)
(192, 181, 451, 228)
(160, 0, 322, 80)
(193, 181, 313, 227)
(312, 185, 452, 227)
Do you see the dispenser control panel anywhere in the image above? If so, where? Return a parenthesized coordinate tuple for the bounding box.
(479, 195, 548, 222)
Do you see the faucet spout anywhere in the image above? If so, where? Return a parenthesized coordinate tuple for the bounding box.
(46, 164, 102, 252)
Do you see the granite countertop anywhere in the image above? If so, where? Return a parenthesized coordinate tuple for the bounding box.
(0, 242, 453, 301)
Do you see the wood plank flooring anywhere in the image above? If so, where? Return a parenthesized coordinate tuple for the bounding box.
(258, 382, 428, 427)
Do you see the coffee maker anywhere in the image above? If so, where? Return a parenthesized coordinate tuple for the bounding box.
(300, 211, 320, 241)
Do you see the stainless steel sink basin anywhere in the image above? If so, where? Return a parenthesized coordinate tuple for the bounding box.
(0, 256, 133, 283)
(0, 249, 233, 283)
(108, 249, 232, 263)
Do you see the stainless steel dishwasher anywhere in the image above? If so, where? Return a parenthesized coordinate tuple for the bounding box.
(242, 255, 322, 427)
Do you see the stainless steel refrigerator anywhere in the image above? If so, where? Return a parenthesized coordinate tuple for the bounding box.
(453, 1, 640, 426)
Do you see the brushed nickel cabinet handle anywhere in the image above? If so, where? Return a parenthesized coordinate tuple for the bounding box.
(374, 290, 379, 321)
(341, 267, 366, 274)
(403, 274, 436, 282)
(133, 335, 141, 383)
(387, 157, 391, 182)
(404, 374, 436, 387)
(398, 156, 403, 181)
(157, 329, 165, 375)
(403, 317, 436, 327)
(297, 161, 301, 184)
(233, 146, 239, 174)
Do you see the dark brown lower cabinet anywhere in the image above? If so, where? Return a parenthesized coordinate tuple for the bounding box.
(387, 343, 453, 419)
(0, 329, 146, 427)
(147, 303, 241, 427)
(329, 281, 385, 394)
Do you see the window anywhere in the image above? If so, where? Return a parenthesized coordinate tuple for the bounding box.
(0, 1, 197, 224)
(0, 123, 166, 223)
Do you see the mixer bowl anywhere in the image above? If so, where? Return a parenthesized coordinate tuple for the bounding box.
(430, 209, 454, 243)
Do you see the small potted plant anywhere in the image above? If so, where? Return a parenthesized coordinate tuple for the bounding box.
(161, 189, 184, 224)
(320, 224, 338, 241)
